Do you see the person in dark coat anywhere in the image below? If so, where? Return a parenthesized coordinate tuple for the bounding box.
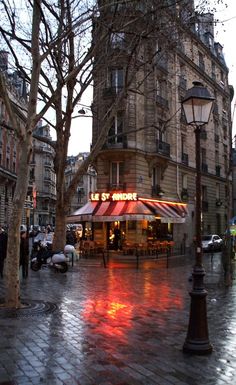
(66, 228, 76, 246)
(113, 225, 121, 250)
(20, 230, 29, 278)
(0, 227, 8, 278)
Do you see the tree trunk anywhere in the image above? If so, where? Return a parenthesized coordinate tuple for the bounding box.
(5, 140, 31, 308)
(53, 203, 67, 252)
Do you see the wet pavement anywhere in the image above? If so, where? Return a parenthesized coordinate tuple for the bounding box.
(0, 253, 236, 385)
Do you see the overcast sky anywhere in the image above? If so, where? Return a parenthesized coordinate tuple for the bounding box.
(67, 0, 236, 155)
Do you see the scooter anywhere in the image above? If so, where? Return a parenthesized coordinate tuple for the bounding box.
(30, 241, 69, 273)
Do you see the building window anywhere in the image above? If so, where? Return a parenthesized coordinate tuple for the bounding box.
(108, 112, 123, 144)
(202, 185, 208, 212)
(181, 134, 187, 154)
(211, 62, 216, 80)
(216, 183, 220, 200)
(202, 185, 207, 200)
(110, 68, 124, 93)
(156, 79, 168, 107)
(110, 32, 125, 49)
(151, 166, 164, 196)
(5, 185, 8, 203)
(198, 51, 205, 71)
(110, 161, 124, 189)
(216, 213, 221, 235)
(182, 173, 188, 189)
(152, 166, 161, 187)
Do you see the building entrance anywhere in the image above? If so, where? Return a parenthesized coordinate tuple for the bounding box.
(107, 221, 126, 250)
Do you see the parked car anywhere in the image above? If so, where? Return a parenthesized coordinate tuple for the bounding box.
(201, 234, 223, 252)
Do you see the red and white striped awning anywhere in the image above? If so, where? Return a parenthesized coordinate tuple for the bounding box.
(67, 201, 98, 223)
(67, 200, 156, 223)
(67, 198, 188, 223)
(140, 198, 188, 223)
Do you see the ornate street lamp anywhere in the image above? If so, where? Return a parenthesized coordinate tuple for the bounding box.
(182, 81, 215, 355)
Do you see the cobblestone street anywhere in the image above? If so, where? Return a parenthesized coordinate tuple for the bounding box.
(0, 253, 236, 385)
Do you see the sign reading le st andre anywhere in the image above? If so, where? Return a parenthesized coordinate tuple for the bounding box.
(90, 192, 138, 202)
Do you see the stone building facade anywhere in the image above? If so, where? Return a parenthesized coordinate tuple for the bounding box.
(29, 123, 56, 227)
(0, 50, 27, 228)
(65, 153, 97, 216)
(88, 1, 233, 251)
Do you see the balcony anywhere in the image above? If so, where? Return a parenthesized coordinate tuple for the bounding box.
(201, 163, 208, 173)
(103, 87, 122, 98)
(156, 139, 170, 157)
(181, 153, 189, 166)
(104, 135, 127, 150)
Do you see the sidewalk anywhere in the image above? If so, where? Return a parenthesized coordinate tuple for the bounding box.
(0, 253, 235, 385)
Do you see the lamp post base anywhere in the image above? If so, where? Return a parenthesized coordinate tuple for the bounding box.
(183, 266, 213, 355)
(183, 339, 212, 355)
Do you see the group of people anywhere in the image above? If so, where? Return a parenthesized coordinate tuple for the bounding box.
(0, 226, 30, 279)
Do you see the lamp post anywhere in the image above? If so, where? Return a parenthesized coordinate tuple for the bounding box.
(182, 81, 215, 355)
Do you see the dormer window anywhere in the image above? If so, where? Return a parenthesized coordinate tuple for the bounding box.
(110, 32, 125, 49)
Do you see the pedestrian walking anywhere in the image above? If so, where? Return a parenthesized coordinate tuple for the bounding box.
(0, 226, 8, 278)
(20, 230, 29, 278)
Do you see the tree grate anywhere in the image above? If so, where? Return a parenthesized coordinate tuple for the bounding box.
(0, 299, 58, 318)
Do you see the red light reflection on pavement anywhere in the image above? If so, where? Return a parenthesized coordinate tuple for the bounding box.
(81, 271, 184, 342)
(82, 299, 132, 341)
(143, 279, 183, 311)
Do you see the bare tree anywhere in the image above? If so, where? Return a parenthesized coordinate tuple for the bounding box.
(0, 0, 225, 307)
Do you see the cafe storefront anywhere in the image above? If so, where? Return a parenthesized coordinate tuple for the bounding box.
(67, 191, 188, 252)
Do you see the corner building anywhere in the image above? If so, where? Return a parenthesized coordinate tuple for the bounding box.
(87, 1, 232, 252)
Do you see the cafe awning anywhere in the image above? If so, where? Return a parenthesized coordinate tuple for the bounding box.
(140, 198, 188, 223)
(67, 199, 156, 223)
(67, 197, 188, 224)
(67, 201, 98, 223)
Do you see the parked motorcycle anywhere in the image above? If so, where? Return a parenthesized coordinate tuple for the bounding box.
(30, 241, 69, 273)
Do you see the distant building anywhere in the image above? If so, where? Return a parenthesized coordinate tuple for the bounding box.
(65, 153, 97, 215)
(30, 123, 56, 227)
(0, 50, 27, 228)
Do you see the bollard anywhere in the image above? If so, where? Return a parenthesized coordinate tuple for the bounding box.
(166, 246, 170, 268)
(136, 248, 139, 269)
(102, 250, 107, 268)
